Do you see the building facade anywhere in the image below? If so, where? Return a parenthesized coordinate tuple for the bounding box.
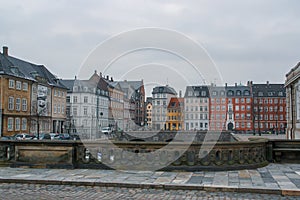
(0, 46, 67, 136)
(62, 72, 109, 138)
(166, 97, 184, 131)
(226, 84, 252, 133)
(152, 85, 177, 130)
(184, 86, 209, 131)
(286, 62, 300, 139)
(146, 97, 153, 129)
(251, 82, 286, 135)
(209, 85, 227, 131)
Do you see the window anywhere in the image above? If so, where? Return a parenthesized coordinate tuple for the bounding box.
(84, 96, 88, 103)
(15, 118, 20, 131)
(269, 99, 273, 104)
(84, 107, 88, 115)
(235, 105, 239, 111)
(246, 105, 251, 111)
(22, 99, 27, 111)
(61, 105, 64, 114)
(22, 118, 27, 130)
(54, 104, 57, 113)
(66, 96, 70, 103)
(246, 98, 251, 103)
(16, 98, 21, 111)
(23, 82, 28, 91)
(7, 118, 13, 131)
(241, 98, 245, 103)
(221, 98, 226, 104)
(54, 90, 57, 96)
(8, 97, 14, 110)
(9, 79, 15, 88)
(57, 104, 61, 113)
(73, 107, 77, 116)
(58, 91, 61, 97)
(73, 96, 78, 103)
(16, 81, 22, 90)
(235, 98, 239, 103)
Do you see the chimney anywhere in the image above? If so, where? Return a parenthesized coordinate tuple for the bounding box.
(110, 77, 113, 82)
(2, 46, 8, 56)
(179, 90, 182, 98)
(106, 75, 109, 80)
(266, 81, 269, 85)
(100, 72, 102, 77)
(225, 83, 227, 88)
(235, 83, 237, 87)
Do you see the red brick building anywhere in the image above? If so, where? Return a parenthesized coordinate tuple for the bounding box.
(251, 82, 286, 134)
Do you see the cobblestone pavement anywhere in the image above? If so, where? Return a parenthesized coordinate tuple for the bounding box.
(1, 164, 300, 197)
(0, 183, 298, 200)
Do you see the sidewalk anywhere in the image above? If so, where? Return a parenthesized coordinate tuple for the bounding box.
(0, 163, 300, 196)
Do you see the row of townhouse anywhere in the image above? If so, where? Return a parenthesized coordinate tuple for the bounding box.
(0, 46, 67, 137)
(147, 82, 286, 134)
(61, 71, 146, 139)
(0, 47, 146, 138)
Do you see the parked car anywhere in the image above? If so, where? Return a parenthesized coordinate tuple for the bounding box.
(0, 136, 13, 140)
(14, 133, 33, 140)
(70, 134, 80, 140)
(38, 133, 51, 140)
(101, 127, 113, 135)
(49, 133, 58, 140)
(53, 133, 70, 140)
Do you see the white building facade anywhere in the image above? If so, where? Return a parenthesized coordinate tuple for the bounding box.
(184, 86, 209, 131)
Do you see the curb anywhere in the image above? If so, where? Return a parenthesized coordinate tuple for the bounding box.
(0, 178, 299, 196)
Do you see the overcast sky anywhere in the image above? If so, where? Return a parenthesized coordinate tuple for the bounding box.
(1, 0, 300, 96)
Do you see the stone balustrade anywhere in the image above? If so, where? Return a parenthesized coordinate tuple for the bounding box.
(0, 136, 270, 171)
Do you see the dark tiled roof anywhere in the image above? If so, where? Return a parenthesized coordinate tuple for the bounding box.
(168, 97, 184, 109)
(225, 85, 252, 97)
(184, 86, 210, 97)
(252, 83, 285, 97)
(0, 53, 67, 89)
(152, 85, 177, 95)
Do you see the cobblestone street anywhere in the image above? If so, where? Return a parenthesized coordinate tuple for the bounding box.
(0, 183, 298, 200)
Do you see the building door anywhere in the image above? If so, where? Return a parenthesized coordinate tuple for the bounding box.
(227, 122, 234, 131)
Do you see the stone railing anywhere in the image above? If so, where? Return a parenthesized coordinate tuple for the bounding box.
(268, 139, 300, 163)
(0, 138, 269, 171)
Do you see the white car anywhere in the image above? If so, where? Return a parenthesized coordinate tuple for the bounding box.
(14, 133, 32, 140)
(101, 127, 112, 135)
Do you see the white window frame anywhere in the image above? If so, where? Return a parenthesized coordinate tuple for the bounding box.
(7, 117, 13, 131)
(9, 79, 15, 89)
(22, 118, 27, 131)
(22, 98, 27, 111)
(8, 97, 14, 110)
(15, 118, 20, 131)
(16, 98, 21, 111)
(16, 81, 22, 90)
(23, 82, 28, 91)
